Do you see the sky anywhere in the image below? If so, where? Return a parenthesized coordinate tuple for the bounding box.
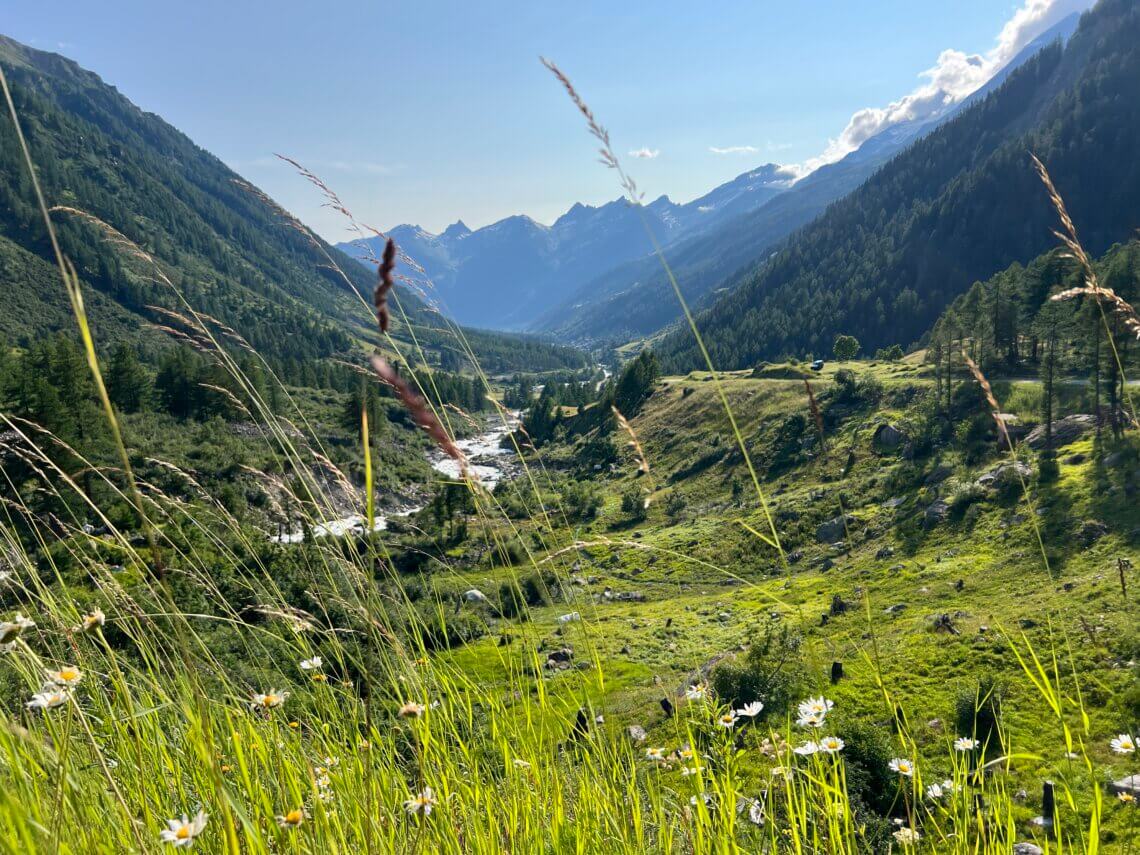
(5, 0, 1094, 241)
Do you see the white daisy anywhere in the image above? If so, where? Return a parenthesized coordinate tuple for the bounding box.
(275, 808, 305, 829)
(0, 613, 35, 646)
(646, 747, 666, 762)
(796, 711, 826, 729)
(926, 782, 945, 800)
(717, 711, 739, 729)
(889, 758, 915, 777)
(403, 787, 436, 817)
(685, 683, 708, 701)
(26, 688, 69, 712)
(75, 610, 106, 635)
(793, 741, 819, 756)
(1111, 734, 1136, 755)
(817, 736, 845, 754)
(797, 696, 834, 719)
(249, 689, 289, 713)
(159, 811, 208, 848)
(299, 656, 322, 671)
(46, 665, 83, 688)
(735, 701, 764, 718)
(954, 736, 978, 752)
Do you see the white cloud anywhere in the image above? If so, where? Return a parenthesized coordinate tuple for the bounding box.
(629, 147, 660, 159)
(709, 145, 759, 155)
(794, 0, 1093, 175)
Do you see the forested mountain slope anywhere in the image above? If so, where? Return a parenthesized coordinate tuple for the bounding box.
(533, 13, 1082, 347)
(0, 35, 583, 376)
(659, 0, 1139, 372)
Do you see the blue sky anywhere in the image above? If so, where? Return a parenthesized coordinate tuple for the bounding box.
(6, 0, 1092, 240)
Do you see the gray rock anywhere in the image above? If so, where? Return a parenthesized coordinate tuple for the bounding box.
(875, 546, 895, 560)
(816, 515, 855, 543)
(923, 501, 949, 529)
(1076, 520, 1109, 546)
(1024, 414, 1096, 449)
(976, 461, 1032, 490)
(925, 465, 953, 485)
(627, 725, 647, 743)
(883, 603, 907, 615)
(873, 423, 907, 449)
(1013, 844, 1043, 855)
(882, 496, 907, 509)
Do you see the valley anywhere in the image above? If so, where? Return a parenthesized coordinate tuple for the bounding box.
(0, 2, 1138, 852)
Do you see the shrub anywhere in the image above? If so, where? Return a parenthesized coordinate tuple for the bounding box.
(710, 626, 807, 720)
(955, 675, 1005, 755)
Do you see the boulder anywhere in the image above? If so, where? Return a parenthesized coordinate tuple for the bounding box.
(1076, 520, 1109, 546)
(816, 515, 855, 543)
(627, 725, 647, 744)
(975, 461, 1032, 490)
(872, 423, 907, 449)
(924, 464, 953, 485)
(1013, 845, 1044, 855)
(1024, 414, 1096, 449)
(923, 501, 949, 529)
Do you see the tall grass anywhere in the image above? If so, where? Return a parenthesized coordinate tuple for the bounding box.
(0, 60, 1130, 854)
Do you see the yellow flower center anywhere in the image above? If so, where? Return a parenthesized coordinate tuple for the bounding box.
(59, 669, 78, 681)
(286, 809, 303, 824)
(175, 826, 191, 840)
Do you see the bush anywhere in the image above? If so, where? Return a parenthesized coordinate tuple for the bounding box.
(710, 626, 807, 720)
(955, 675, 1005, 755)
(620, 488, 648, 522)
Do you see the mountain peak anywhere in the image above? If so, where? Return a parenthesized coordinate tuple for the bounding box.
(441, 219, 471, 240)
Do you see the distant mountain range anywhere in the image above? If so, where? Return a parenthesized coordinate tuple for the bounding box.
(338, 164, 796, 331)
(340, 11, 1080, 343)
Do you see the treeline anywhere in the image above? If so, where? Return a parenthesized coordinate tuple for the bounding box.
(927, 240, 1139, 441)
(659, 0, 1140, 372)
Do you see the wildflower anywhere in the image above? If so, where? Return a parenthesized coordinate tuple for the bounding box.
(299, 656, 322, 672)
(889, 758, 916, 777)
(796, 711, 826, 729)
(249, 689, 289, 713)
(403, 787, 436, 817)
(892, 827, 921, 846)
(398, 701, 426, 719)
(676, 745, 695, 762)
(736, 701, 764, 718)
(954, 736, 978, 752)
(797, 696, 834, 719)
(690, 792, 714, 808)
(26, 688, 69, 712)
(926, 782, 945, 800)
(0, 613, 35, 650)
(771, 765, 793, 779)
(793, 741, 819, 756)
(276, 808, 305, 829)
(310, 673, 328, 683)
(1111, 734, 1136, 755)
(46, 665, 83, 688)
(818, 736, 845, 754)
(681, 765, 699, 777)
(646, 747, 666, 762)
(1119, 792, 1136, 805)
(75, 610, 106, 635)
(685, 683, 708, 701)
(512, 758, 531, 769)
(159, 811, 208, 848)
(717, 711, 739, 729)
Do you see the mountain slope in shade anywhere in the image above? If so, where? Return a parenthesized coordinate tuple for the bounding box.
(338, 165, 795, 330)
(533, 11, 1082, 346)
(658, 0, 1139, 371)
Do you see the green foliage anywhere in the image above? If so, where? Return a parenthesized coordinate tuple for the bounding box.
(832, 335, 860, 361)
